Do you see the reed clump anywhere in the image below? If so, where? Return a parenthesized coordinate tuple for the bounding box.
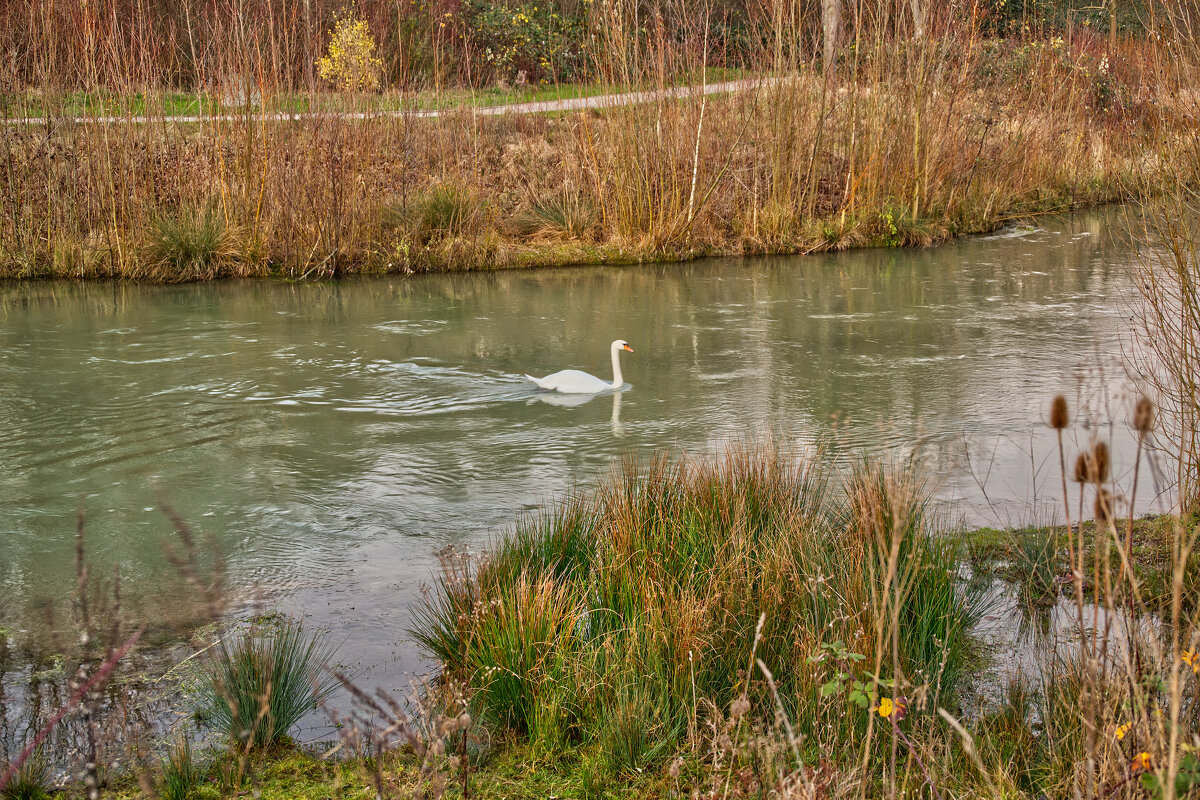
(197, 620, 338, 750)
(412, 446, 982, 778)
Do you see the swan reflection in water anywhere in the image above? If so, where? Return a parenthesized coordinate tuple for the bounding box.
(527, 387, 627, 437)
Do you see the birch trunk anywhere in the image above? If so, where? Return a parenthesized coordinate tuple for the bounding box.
(911, 0, 925, 40)
(822, 0, 841, 80)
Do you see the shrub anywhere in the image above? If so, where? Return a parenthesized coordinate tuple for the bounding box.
(467, 1, 590, 85)
(197, 620, 338, 749)
(317, 11, 383, 92)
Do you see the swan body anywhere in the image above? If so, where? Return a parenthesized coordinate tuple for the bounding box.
(526, 340, 633, 394)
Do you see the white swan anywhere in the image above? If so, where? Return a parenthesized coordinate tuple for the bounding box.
(525, 340, 633, 394)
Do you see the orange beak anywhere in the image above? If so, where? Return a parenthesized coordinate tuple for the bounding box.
(623, 344, 634, 352)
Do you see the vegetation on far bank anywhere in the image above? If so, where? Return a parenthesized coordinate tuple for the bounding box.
(1, 0, 1194, 282)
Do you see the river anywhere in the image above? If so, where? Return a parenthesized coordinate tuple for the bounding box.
(0, 209, 1164, 701)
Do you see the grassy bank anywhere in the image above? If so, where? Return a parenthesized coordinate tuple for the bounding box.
(2, 13, 1193, 281)
(63, 444, 1194, 800)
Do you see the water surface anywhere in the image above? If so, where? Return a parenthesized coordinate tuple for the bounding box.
(0, 210, 1161, 691)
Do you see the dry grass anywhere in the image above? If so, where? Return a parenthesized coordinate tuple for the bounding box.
(0, 4, 1189, 281)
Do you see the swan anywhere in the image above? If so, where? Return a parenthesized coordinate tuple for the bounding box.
(525, 340, 633, 394)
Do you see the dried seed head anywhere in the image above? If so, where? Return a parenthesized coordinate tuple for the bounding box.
(1074, 452, 1089, 483)
(1050, 395, 1069, 430)
(1091, 442, 1110, 483)
(730, 694, 750, 721)
(1094, 488, 1114, 524)
(1134, 397, 1155, 435)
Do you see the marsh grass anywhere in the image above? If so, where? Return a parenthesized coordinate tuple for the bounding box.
(142, 205, 241, 282)
(412, 445, 983, 782)
(156, 738, 207, 800)
(197, 620, 338, 749)
(401, 393, 1200, 799)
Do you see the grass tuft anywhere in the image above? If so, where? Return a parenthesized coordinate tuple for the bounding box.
(512, 195, 597, 240)
(386, 184, 484, 245)
(197, 620, 338, 749)
(0, 751, 51, 800)
(157, 738, 208, 800)
(142, 205, 240, 282)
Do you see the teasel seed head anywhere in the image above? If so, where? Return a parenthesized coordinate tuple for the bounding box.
(1050, 395, 1069, 430)
(1091, 442, 1110, 484)
(1134, 397, 1155, 435)
(1074, 452, 1089, 483)
(1094, 488, 1114, 525)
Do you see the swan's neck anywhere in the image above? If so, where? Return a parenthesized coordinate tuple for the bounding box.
(610, 345, 624, 388)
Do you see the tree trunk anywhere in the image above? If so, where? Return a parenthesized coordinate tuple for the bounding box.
(822, 0, 841, 81)
(1109, 0, 1118, 52)
(911, 0, 926, 40)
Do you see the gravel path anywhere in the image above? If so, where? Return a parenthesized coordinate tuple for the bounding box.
(7, 78, 776, 126)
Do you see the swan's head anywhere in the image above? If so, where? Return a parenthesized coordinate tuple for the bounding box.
(614, 339, 634, 353)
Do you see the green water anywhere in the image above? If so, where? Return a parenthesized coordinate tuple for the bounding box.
(0, 210, 1156, 685)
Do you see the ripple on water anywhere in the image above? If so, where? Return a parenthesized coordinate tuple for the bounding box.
(372, 320, 450, 335)
(0, 208, 1159, 705)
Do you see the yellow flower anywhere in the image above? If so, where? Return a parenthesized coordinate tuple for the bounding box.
(1131, 752, 1153, 773)
(1112, 723, 1131, 741)
(1183, 650, 1199, 674)
(877, 697, 903, 719)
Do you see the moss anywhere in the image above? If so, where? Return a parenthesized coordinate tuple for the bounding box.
(95, 744, 679, 800)
(959, 514, 1199, 610)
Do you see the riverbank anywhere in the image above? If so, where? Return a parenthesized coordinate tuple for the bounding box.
(81, 492, 1196, 800)
(4, 432, 1170, 800)
(2, 31, 1189, 283)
